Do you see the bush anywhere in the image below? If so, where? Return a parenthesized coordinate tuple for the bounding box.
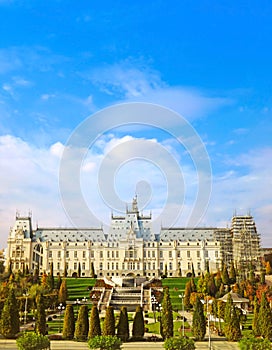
(88, 335, 122, 350)
(164, 336, 195, 350)
(16, 332, 50, 350)
(239, 334, 272, 350)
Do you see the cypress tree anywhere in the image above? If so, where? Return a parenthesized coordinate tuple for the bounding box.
(102, 306, 115, 336)
(260, 268, 266, 284)
(63, 304, 75, 339)
(221, 264, 230, 285)
(0, 287, 20, 338)
(229, 261, 236, 284)
(78, 262, 81, 278)
(252, 296, 260, 336)
(132, 305, 144, 339)
(215, 270, 222, 290)
(161, 287, 173, 339)
(90, 262, 95, 278)
(258, 292, 272, 339)
(58, 279, 68, 304)
(35, 294, 47, 335)
(88, 305, 101, 339)
(192, 296, 206, 340)
(224, 294, 241, 341)
(184, 280, 193, 309)
(75, 304, 89, 341)
(48, 262, 54, 291)
(56, 274, 62, 290)
(117, 306, 129, 341)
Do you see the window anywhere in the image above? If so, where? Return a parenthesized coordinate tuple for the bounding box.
(91, 251, 94, 258)
(99, 263, 103, 270)
(58, 251, 61, 258)
(112, 251, 114, 258)
(152, 251, 155, 258)
(107, 251, 110, 258)
(169, 262, 172, 270)
(188, 262, 191, 270)
(107, 262, 110, 269)
(148, 251, 150, 258)
(66, 251, 69, 258)
(160, 251, 163, 258)
(83, 251, 86, 259)
(57, 262, 60, 270)
(82, 262, 85, 270)
(215, 251, 218, 258)
(160, 262, 163, 270)
(197, 251, 200, 258)
(144, 251, 146, 258)
(116, 263, 119, 270)
(129, 250, 133, 258)
(74, 262, 77, 269)
(116, 251, 119, 258)
(49, 251, 52, 258)
(177, 251, 180, 258)
(100, 251, 103, 258)
(205, 251, 208, 258)
(74, 251, 77, 258)
(153, 263, 156, 270)
(187, 251, 190, 258)
(169, 251, 172, 258)
(197, 262, 201, 270)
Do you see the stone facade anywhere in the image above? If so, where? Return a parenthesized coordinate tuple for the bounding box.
(5, 197, 261, 278)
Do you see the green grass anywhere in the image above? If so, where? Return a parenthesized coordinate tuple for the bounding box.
(65, 277, 96, 301)
(162, 277, 199, 311)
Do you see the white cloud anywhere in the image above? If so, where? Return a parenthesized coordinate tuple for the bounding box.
(1, 133, 271, 251)
(85, 60, 232, 120)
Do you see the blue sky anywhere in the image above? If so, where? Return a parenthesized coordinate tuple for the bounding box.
(0, 0, 272, 247)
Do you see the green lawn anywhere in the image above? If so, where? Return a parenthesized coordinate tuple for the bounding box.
(65, 277, 96, 301)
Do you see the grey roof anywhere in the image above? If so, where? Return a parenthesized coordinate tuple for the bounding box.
(34, 228, 106, 242)
(160, 227, 218, 241)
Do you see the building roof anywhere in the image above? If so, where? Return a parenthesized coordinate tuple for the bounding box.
(218, 292, 249, 303)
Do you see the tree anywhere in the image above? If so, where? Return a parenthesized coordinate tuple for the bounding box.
(117, 306, 129, 341)
(184, 280, 193, 309)
(88, 305, 101, 339)
(192, 296, 206, 340)
(103, 306, 115, 336)
(161, 287, 173, 340)
(58, 279, 68, 304)
(48, 262, 54, 291)
(132, 305, 144, 339)
(265, 261, 272, 275)
(224, 294, 241, 341)
(0, 287, 20, 338)
(35, 294, 47, 335)
(221, 264, 230, 286)
(229, 261, 236, 284)
(63, 265, 68, 278)
(56, 274, 62, 290)
(75, 304, 89, 341)
(63, 304, 75, 340)
(252, 296, 260, 336)
(90, 262, 95, 278)
(258, 292, 272, 339)
(78, 262, 81, 278)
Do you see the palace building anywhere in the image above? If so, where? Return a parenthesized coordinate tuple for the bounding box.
(5, 197, 261, 278)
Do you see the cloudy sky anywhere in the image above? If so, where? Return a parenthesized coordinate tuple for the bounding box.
(0, 1, 272, 248)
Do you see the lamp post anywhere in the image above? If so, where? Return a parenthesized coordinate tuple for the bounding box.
(179, 294, 185, 337)
(150, 295, 157, 323)
(201, 298, 213, 350)
(23, 292, 29, 325)
(57, 303, 65, 333)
